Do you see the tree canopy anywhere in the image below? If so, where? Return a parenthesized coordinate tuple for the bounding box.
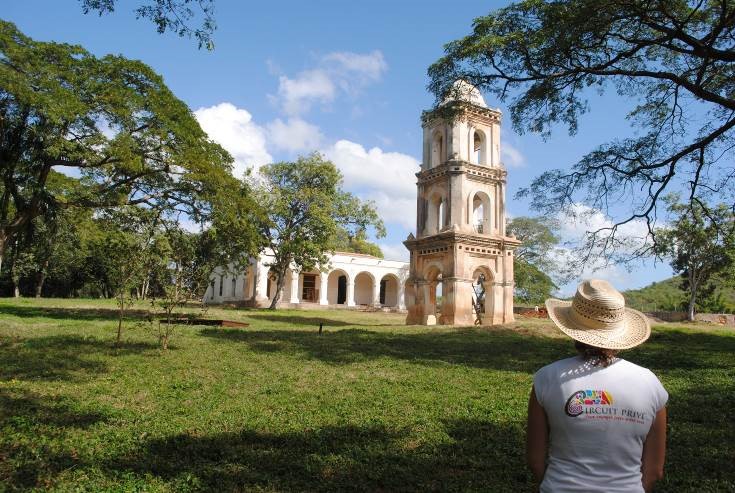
(0, 20, 246, 271)
(79, 0, 216, 49)
(251, 153, 385, 309)
(429, 0, 735, 262)
(654, 195, 735, 320)
(507, 216, 560, 304)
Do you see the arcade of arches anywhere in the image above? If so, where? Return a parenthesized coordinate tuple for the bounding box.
(206, 252, 408, 310)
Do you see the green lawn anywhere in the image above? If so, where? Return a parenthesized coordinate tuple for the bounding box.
(0, 298, 733, 492)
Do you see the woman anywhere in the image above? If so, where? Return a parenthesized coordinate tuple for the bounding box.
(527, 279, 668, 492)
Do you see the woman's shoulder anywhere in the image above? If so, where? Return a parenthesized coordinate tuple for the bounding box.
(534, 356, 583, 379)
(613, 358, 657, 377)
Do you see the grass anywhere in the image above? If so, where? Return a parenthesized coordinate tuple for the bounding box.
(0, 297, 733, 492)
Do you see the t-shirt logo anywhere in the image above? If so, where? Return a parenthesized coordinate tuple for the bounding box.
(565, 389, 614, 417)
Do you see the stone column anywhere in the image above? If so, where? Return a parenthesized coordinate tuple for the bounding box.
(491, 281, 505, 325)
(442, 276, 475, 326)
(289, 270, 300, 304)
(404, 280, 420, 324)
(398, 281, 406, 310)
(503, 252, 515, 323)
(372, 277, 381, 307)
(346, 276, 355, 307)
(319, 273, 329, 305)
(254, 262, 270, 306)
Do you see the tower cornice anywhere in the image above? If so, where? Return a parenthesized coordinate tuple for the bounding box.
(421, 101, 501, 127)
(416, 160, 507, 186)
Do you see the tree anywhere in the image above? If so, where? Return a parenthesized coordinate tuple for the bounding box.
(79, 0, 217, 49)
(514, 260, 557, 305)
(251, 153, 386, 309)
(332, 228, 384, 258)
(429, 1, 735, 263)
(507, 216, 561, 304)
(0, 20, 235, 275)
(655, 196, 735, 321)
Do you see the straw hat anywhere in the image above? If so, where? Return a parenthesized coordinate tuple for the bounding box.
(545, 279, 650, 350)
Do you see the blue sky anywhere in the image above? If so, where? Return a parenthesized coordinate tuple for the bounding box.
(4, 0, 672, 293)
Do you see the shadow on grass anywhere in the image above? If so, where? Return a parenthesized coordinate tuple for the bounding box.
(0, 304, 152, 322)
(201, 326, 735, 373)
(660, 380, 735, 492)
(0, 389, 108, 489)
(105, 418, 531, 492)
(201, 327, 572, 372)
(246, 312, 354, 327)
(0, 335, 160, 381)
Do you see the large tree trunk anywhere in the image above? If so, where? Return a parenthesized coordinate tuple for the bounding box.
(268, 266, 288, 310)
(0, 233, 5, 276)
(687, 295, 696, 322)
(35, 271, 45, 298)
(35, 259, 49, 298)
(687, 272, 698, 322)
(116, 292, 124, 346)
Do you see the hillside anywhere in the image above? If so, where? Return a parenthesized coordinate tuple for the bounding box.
(624, 276, 735, 313)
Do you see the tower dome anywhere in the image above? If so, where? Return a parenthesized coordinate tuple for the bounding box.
(442, 79, 487, 108)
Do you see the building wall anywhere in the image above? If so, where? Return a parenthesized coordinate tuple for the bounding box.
(204, 251, 409, 309)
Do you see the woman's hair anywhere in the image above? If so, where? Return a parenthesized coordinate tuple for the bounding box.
(574, 340, 619, 367)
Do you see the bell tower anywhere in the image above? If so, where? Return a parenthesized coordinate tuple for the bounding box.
(404, 81, 520, 325)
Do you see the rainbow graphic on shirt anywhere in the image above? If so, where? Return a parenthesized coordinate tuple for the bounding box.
(565, 390, 614, 417)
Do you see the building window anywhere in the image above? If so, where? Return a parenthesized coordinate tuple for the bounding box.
(219, 275, 224, 296)
(210, 280, 215, 299)
(232, 277, 237, 296)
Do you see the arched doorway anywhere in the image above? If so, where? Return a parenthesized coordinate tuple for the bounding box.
(472, 267, 494, 324)
(379, 274, 399, 307)
(354, 272, 374, 306)
(327, 270, 349, 305)
(425, 266, 443, 324)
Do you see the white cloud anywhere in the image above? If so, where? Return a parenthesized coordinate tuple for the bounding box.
(501, 142, 525, 167)
(194, 102, 273, 178)
(322, 50, 388, 86)
(266, 118, 324, 153)
(272, 50, 387, 116)
(554, 203, 653, 295)
(324, 140, 418, 197)
(379, 242, 410, 262)
(558, 203, 650, 245)
(323, 140, 419, 229)
(275, 70, 336, 116)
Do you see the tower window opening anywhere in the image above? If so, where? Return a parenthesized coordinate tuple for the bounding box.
(472, 192, 491, 233)
(431, 131, 444, 168)
(472, 130, 487, 165)
(438, 199, 446, 231)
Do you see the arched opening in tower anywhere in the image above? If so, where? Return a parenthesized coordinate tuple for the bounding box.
(472, 129, 487, 165)
(431, 131, 443, 168)
(472, 192, 491, 233)
(438, 199, 445, 231)
(425, 266, 443, 323)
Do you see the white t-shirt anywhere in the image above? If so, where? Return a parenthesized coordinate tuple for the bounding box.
(533, 356, 668, 493)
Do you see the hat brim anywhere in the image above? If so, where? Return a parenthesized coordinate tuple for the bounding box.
(545, 299, 651, 350)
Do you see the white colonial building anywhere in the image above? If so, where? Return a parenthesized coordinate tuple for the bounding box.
(204, 251, 409, 310)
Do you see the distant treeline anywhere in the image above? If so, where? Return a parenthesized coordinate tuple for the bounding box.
(624, 276, 735, 314)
